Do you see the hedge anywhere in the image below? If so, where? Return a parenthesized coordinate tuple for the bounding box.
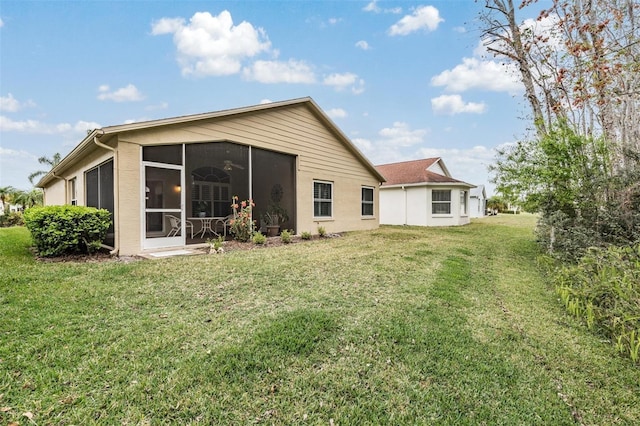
(24, 205, 111, 257)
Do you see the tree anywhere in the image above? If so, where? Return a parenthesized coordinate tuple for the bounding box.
(14, 189, 43, 209)
(0, 186, 16, 215)
(480, 0, 640, 151)
(28, 153, 61, 185)
(482, 0, 640, 259)
(480, 0, 548, 136)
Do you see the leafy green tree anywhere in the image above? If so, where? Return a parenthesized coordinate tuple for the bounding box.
(0, 186, 16, 214)
(486, 195, 508, 213)
(28, 153, 61, 185)
(491, 123, 610, 216)
(14, 188, 44, 209)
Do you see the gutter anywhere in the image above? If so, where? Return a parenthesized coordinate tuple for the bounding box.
(93, 130, 119, 256)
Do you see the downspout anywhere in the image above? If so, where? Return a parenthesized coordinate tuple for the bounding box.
(94, 130, 119, 256)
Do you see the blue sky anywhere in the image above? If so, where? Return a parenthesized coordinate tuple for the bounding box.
(0, 0, 543, 194)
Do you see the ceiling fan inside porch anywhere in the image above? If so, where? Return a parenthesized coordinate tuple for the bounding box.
(223, 160, 245, 171)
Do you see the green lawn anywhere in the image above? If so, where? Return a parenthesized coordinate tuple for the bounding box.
(1, 215, 639, 425)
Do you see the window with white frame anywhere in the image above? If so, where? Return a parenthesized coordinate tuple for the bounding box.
(361, 186, 374, 216)
(432, 189, 451, 214)
(460, 190, 468, 215)
(69, 178, 77, 205)
(313, 181, 333, 217)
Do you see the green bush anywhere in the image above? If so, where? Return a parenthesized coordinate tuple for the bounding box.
(317, 226, 326, 237)
(24, 205, 111, 257)
(300, 231, 312, 240)
(252, 232, 266, 245)
(280, 229, 292, 244)
(0, 212, 25, 227)
(555, 244, 640, 364)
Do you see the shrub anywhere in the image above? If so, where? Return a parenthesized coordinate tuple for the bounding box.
(554, 243, 640, 364)
(280, 229, 292, 244)
(207, 236, 225, 253)
(0, 212, 25, 228)
(301, 231, 312, 240)
(317, 226, 326, 237)
(229, 196, 255, 242)
(252, 232, 266, 245)
(24, 205, 111, 257)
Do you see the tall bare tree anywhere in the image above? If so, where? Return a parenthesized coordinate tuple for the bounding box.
(480, 0, 640, 155)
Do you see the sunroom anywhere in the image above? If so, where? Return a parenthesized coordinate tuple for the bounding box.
(142, 141, 295, 249)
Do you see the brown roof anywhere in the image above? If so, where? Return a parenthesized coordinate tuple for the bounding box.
(376, 158, 472, 186)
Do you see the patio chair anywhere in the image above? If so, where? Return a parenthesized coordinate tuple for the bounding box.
(213, 214, 234, 237)
(167, 214, 194, 238)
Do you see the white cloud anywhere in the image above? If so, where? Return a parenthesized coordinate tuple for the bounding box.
(328, 17, 342, 25)
(260, 99, 273, 104)
(0, 115, 99, 135)
(326, 108, 347, 119)
(242, 59, 316, 84)
(323, 72, 357, 88)
(431, 57, 522, 94)
(388, 5, 443, 36)
(363, 1, 380, 13)
(379, 122, 427, 147)
(1, 94, 21, 112)
(0, 94, 35, 112)
(431, 94, 487, 115)
(323, 72, 365, 94)
(363, 1, 402, 14)
(0, 17, 4, 28)
(352, 137, 373, 152)
(97, 84, 145, 102)
(355, 40, 371, 50)
(151, 11, 272, 77)
(150, 17, 185, 35)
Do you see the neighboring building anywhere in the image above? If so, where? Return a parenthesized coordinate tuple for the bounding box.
(375, 158, 475, 227)
(470, 185, 487, 218)
(37, 97, 385, 256)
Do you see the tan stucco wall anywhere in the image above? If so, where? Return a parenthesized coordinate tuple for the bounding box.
(115, 141, 141, 256)
(43, 178, 66, 206)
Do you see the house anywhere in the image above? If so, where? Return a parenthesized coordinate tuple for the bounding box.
(37, 97, 385, 256)
(470, 184, 487, 218)
(375, 158, 474, 227)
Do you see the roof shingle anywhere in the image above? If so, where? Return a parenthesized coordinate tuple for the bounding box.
(375, 158, 471, 186)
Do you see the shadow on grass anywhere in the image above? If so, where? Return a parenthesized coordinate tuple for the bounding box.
(204, 309, 339, 383)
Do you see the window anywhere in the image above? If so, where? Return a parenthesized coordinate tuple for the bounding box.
(432, 190, 451, 214)
(361, 187, 374, 216)
(314, 181, 332, 217)
(460, 190, 468, 215)
(69, 178, 77, 205)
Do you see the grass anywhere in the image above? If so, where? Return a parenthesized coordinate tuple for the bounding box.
(1, 215, 639, 424)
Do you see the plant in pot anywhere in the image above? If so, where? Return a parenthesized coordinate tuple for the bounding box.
(261, 202, 288, 237)
(197, 201, 209, 217)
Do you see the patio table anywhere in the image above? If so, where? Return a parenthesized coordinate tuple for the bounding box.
(188, 217, 224, 238)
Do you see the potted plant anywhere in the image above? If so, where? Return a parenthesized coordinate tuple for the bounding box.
(261, 201, 288, 237)
(197, 201, 209, 217)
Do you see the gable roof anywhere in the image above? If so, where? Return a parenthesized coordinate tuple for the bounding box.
(38, 97, 385, 186)
(470, 185, 486, 198)
(375, 158, 474, 188)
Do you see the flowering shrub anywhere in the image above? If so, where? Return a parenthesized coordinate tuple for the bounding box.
(229, 196, 255, 242)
